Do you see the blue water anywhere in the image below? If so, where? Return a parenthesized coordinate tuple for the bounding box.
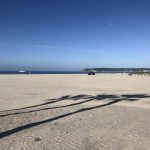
(0, 71, 132, 74)
(1, 66, 149, 74)
(0, 71, 86, 74)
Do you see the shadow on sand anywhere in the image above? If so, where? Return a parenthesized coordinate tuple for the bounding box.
(0, 94, 150, 138)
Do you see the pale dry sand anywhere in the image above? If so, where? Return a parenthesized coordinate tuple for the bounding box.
(1, 74, 150, 150)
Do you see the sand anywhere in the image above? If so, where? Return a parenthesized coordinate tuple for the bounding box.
(1, 74, 150, 150)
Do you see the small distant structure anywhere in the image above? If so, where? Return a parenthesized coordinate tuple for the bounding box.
(143, 70, 150, 76)
(128, 69, 150, 76)
(83, 69, 96, 75)
(143, 70, 150, 73)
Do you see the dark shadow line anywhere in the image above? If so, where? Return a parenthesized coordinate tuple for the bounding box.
(0, 95, 116, 113)
(0, 100, 57, 112)
(0, 94, 118, 117)
(0, 98, 95, 117)
(0, 96, 69, 113)
(0, 94, 149, 113)
(0, 94, 149, 138)
(0, 94, 119, 117)
(0, 98, 123, 139)
(1, 94, 149, 117)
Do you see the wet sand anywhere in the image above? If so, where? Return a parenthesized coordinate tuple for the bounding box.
(1, 74, 150, 150)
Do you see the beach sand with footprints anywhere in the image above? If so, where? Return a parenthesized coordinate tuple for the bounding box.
(1, 74, 150, 150)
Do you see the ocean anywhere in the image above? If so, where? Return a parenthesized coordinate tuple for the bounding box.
(0, 71, 132, 74)
(1, 67, 147, 74)
(0, 71, 86, 74)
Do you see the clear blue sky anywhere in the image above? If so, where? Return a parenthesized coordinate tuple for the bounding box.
(0, 0, 150, 68)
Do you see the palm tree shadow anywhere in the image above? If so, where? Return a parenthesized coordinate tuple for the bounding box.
(0, 94, 150, 139)
(0, 95, 119, 117)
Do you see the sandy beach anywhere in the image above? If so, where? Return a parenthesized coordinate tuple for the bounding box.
(1, 74, 150, 150)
